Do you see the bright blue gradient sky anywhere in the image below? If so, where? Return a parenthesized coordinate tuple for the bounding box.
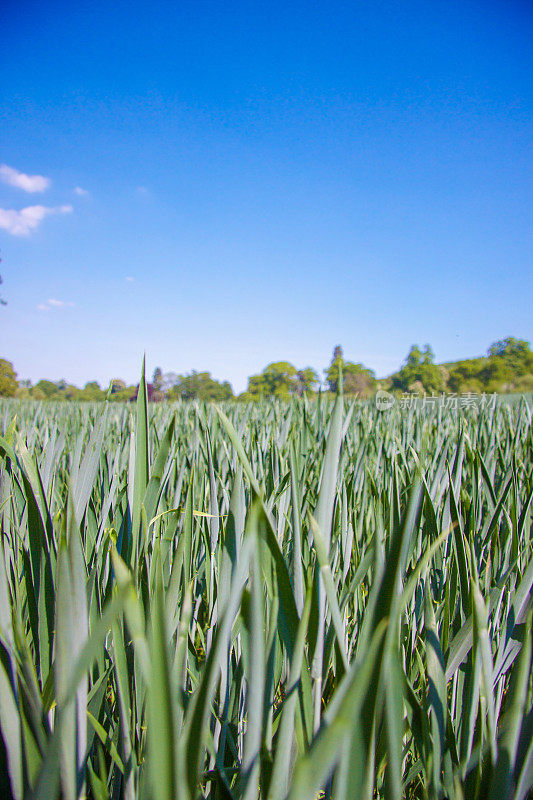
(1, 0, 532, 392)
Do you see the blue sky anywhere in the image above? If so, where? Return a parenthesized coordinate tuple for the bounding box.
(1, 0, 532, 393)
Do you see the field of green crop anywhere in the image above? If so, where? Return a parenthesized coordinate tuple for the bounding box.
(0, 367, 531, 800)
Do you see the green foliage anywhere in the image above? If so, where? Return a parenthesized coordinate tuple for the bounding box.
(0, 359, 18, 397)
(446, 338, 533, 395)
(32, 378, 60, 399)
(152, 367, 163, 391)
(0, 383, 531, 800)
(244, 362, 318, 400)
(79, 381, 106, 401)
(25, 379, 106, 402)
(447, 357, 487, 393)
(167, 370, 233, 401)
(109, 379, 137, 402)
(3, 336, 533, 405)
(325, 346, 376, 396)
(392, 343, 445, 394)
(294, 367, 319, 396)
(487, 336, 533, 373)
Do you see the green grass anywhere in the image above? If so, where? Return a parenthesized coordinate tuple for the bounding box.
(0, 370, 531, 800)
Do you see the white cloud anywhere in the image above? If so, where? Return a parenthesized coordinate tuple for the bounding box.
(74, 186, 89, 196)
(48, 298, 75, 307)
(126, 276, 135, 282)
(37, 298, 75, 311)
(0, 204, 72, 236)
(0, 164, 50, 193)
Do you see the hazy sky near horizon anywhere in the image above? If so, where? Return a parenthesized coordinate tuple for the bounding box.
(1, 0, 532, 392)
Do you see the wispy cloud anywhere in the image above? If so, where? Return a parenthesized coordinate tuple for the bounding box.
(0, 204, 72, 236)
(126, 276, 135, 282)
(0, 164, 50, 193)
(48, 298, 75, 307)
(37, 298, 75, 311)
(74, 186, 89, 196)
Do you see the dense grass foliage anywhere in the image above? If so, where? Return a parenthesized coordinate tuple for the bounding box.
(0, 370, 532, 800)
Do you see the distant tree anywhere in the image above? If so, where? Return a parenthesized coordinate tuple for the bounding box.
(167, 371, 233, 402)
(32, 379, 59, 399)
(325, 346, 344, 393)
(392, 344, 443, 394)
(447, 359, 487, 393)
(15, 378, 32, 399)
(108, 379, 137, 401)
(0, 359, 18, 396)
(161, 372, 179, 392)
(406, 344, 423, 366)
(487, 337, 532, 376)
(262, 362, 296, 399)
(50, 379, 82, 400)
(294, 367, 319, 396)
(152, 367, 164, 391)
(149, 368, 166, 401)
(324, 346, 376, 397)
(245, 362, 299, 400)
(244, 375, 266, 400)
(110, 382, 137, 401)
(482, 359, 514, 393)
(513, 373, 533, 392)
(343, 364, 376, 397)
(80, 381, 105, 401)
(444, 339, 533, 394)
(61, 383, 82, 400)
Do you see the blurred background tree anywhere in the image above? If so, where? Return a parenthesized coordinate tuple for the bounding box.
(243, 361, 318, 400)
(1, 337, 532, 402)
(0, 359, 18, 396)
(325, 345, 376, 397)
(392, 344, 444, 394)
(166, 371, 233, 401)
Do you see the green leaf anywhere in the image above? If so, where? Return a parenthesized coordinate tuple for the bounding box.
(287, 620, 387, 800)
(55, 495, 88, 800)
(131, 357, 149, 569)
(148, 546, 179, 800)
(489, 611, 532, 800)
(267, 589, 312, 800)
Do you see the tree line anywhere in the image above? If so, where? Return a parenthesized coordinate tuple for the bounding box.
(1, 337, 532, 401)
